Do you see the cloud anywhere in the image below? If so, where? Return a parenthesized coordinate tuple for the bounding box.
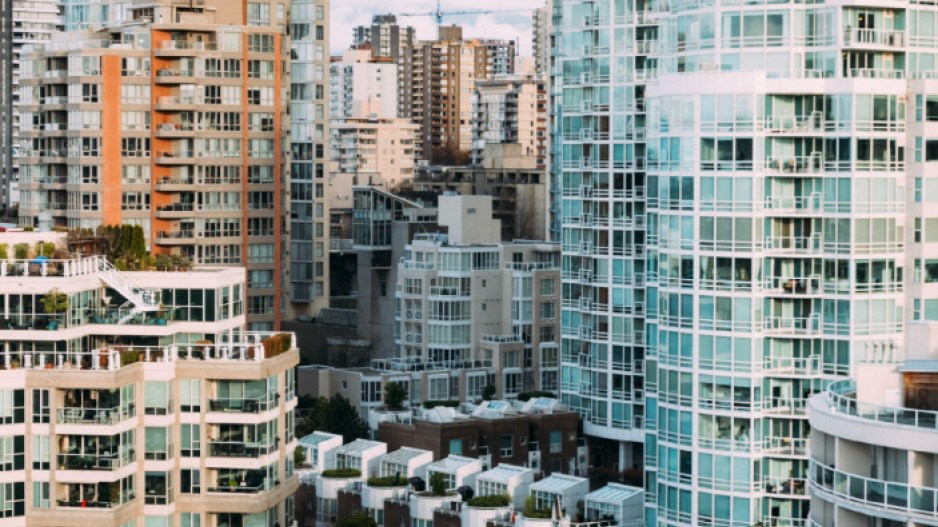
(330, 0, 545, 57)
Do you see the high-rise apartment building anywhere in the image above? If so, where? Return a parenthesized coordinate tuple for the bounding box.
(471, 75, 547, 168)
(555, 1, 925, 526)
(405, 26, 514, 164)
(0, 230, 300, 527)
(0, 0, 11, 211)
(330, 117, 417, 193)
(393, 194, 561, 397)
(329, 48, 398, 119)
(476, 39, 517, 77)
(17, 0, 289, 330)
(288, 0, 332, 319)
(532, 3, 551, 77)
(0, 0, 61, 208)
(352, 14, 416, 118)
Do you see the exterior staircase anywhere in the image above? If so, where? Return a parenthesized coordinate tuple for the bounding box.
(95, 257, 161, 323)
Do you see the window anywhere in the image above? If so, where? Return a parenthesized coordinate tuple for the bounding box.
(178, 379, 200, 412)
(0, 483, 24, 517)
(449, 439, 463, 456)
(499, 434, 513, 457)
(540, 278, 555, 296)
(0, 391, 24, 424)
(144, 381, 172, 415)
(144, 472, 171, 504)
(0, 437, 24, 471)
(31, 435, 49, 470)
(248, 243, 274, 263)
(539, 302, 556, 319)
(180, 512, 201, 527)
(549, 431, 562, 454)
(181, 470, 200, 494)
(181, 424, 200, 457)
(248, 270, 274, 289)
(144, 427, 170, 460)
(32, 389, 49, 423)
(31, 482, 49, 509)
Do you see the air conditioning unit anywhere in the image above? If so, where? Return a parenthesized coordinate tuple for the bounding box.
(579, 269, 593, 282)
(579, 326, 592, 339)
(579, 241, 593, 253)
(581, 213, 593, 226)
(579, 297, 592, 310)
(579, 185, 592, 198)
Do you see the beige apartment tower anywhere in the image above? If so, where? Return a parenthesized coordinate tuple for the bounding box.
(410, 26, 515, 162)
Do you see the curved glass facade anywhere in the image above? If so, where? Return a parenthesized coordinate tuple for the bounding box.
(553, 0, 932, 524)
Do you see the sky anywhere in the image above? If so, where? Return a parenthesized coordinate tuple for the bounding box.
(330, 0, 546, 57)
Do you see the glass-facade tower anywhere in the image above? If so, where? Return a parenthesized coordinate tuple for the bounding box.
(555, 0, 929, 525)
(288, 0, 330, 317)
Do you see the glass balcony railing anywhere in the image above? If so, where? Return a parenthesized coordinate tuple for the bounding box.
(208, 398, 275, 413)
(821, 381, 938, 431)
(209, 440, 278, 458)
(810, 459, 938, 518)
(57, 449, 134, 470)
(58, 406, 133, 425)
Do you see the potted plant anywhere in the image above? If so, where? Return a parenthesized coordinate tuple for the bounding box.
(0, 243, 8, 260)
(40, 288, 69, 330)
(13, 243, 27, 260)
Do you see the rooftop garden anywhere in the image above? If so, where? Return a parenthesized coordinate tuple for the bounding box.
(321, 468, 361, 479)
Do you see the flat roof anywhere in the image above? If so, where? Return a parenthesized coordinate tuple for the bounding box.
(297, 431, 342, 447)
(478, 464, 532, 484)
(900, 360, 938, 373)
(586, 483, 643, 504)
(427, 455, 479, 473)
(530, 474, 588, 493)
(336, 439, 384, 456)
(380, 447, 430, 466)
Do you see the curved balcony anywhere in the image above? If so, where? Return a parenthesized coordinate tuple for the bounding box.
(808, 381, 938, 453)
(809, 459, 938, 523)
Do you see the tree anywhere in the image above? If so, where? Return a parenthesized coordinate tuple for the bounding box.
(336, 511, 377, 527)
(429, 471, 447, 496)
(383, 382, 407, 411)
(296, 394, 369, 443)
(482, 384, 497, 401)
(430, 143, 471, 165)
(40, 289, 69, 314)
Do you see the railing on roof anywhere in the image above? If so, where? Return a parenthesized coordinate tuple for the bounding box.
(0, 332, 296, 371)
(821, 380, 938, 432)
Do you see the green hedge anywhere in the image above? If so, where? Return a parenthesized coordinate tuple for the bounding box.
(367, 476, 407, 487)
(467, 494, 511, 507)
(516, 391, 557, 402)
(263, 333, 293, 358)
(422, 400, 460, 409)
(321, 468, 361, 478)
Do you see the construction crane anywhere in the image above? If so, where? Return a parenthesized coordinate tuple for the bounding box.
(399, 0, 533, 26)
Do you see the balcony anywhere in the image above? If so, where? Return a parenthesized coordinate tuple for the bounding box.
(208, 398, 275, 413)
(155, 122, 195, 138)
(57, 449, 134, 471)
(155, 68, 196, 84)
(58, 406, 132, 425)
(155, 230, 196, 244)
(810, 459, 938, 520)
(843, 28, 905, 49)
(154, 203, 195, 218)
(57, 483, 134, 509)
(816, 380, 938, 432)
(209, 440, 278, 458)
